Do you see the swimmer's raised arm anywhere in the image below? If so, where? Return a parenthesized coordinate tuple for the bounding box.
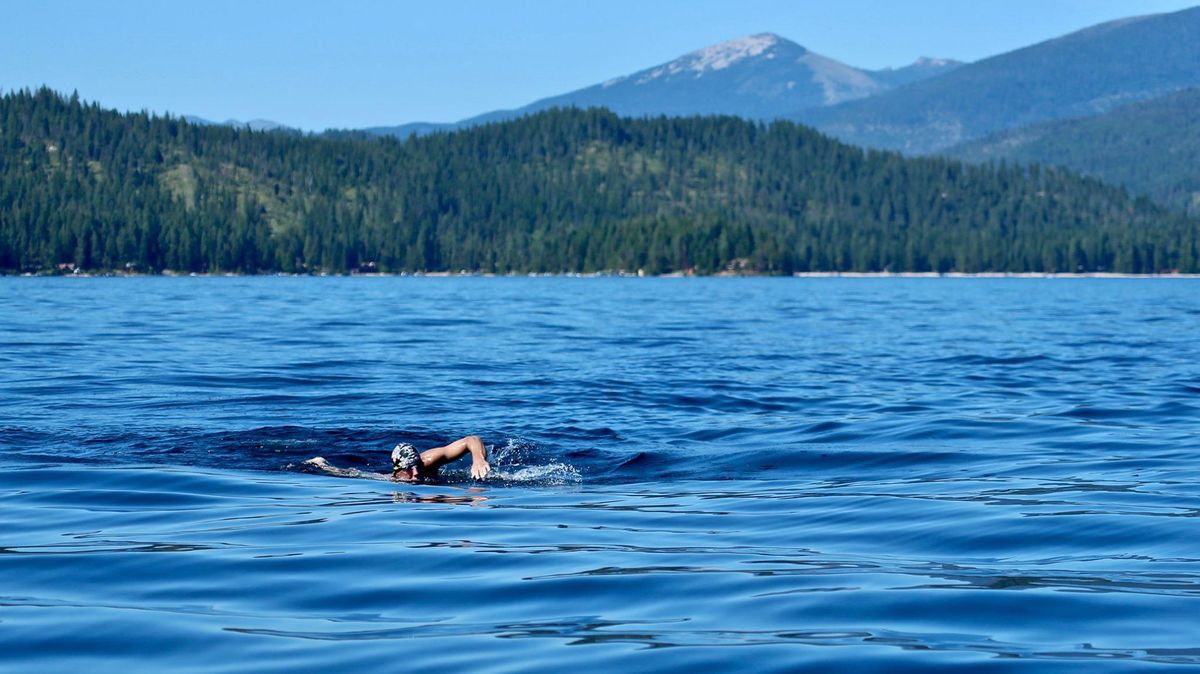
(423, 435, 491, 479)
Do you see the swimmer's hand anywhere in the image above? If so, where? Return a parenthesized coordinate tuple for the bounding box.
(470, 459, 491, 480)
(303, 456, 381, 480)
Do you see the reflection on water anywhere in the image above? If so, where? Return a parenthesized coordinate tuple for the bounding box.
(391, 490, 489, 506)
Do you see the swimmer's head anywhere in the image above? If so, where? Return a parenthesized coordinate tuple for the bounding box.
(391, 443, 421, 474)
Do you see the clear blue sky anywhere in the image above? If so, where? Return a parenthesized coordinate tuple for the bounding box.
(2, 0, 1195, 130)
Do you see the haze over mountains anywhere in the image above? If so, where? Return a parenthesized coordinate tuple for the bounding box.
(944, 87, 1200, 215)
(359, 5, 1200, 156)
(7, 3, 1200, 276)
(364, 34, 962, 138)
(795, 6, 1200, 153)
(356, 5, 1200, 213)
(195, 4, 1199, 180)
(182, 115, 293, 133)
(65, 5, 1200, 218)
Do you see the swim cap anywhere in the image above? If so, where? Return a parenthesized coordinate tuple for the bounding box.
(391, 443, 421, 471)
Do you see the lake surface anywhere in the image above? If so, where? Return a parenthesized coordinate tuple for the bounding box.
(2, 277, 1199, 672)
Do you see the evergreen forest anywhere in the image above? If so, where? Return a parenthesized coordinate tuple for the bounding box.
(2, 88, 1197, 275)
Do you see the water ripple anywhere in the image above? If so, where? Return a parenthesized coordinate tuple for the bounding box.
(3, 278, 1200, 672)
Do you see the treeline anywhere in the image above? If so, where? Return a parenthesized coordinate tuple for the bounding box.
(2, 87, 1198, 274)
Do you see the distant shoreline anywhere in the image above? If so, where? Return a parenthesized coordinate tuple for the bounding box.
(8, 270, 1200, 279)
(788, 271, 1200, 279)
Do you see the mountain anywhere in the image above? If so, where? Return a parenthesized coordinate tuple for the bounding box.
(4, 88, 1196, 276)
(363, 34, 960, 138)
(516, 34, 882, 117)
(183, 115, 296, 133)
(944, 87, 1200, 215)
(870, 57, 963, 88)
(794, 6, 1200, 153)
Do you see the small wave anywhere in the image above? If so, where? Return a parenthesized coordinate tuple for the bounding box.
(540, 425, 623, 440)
(1053, 405, 1165, 422)
(928, 353, 1054, 366)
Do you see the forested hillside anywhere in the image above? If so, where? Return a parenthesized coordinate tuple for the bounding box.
(794, 6, 1200, 153)
(2, 88, 1197, 274)
(946, 88, 1200, 216)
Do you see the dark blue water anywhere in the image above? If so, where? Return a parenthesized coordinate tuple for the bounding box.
(2, 277, 1199, 672)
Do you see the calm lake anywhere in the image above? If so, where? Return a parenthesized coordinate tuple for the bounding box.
(2, 277, 1199, 672)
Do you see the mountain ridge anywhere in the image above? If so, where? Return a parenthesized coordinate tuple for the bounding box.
(182, 115, 296, 133)
(792, 6, 1200, 153)
(362, 34, 960, 138)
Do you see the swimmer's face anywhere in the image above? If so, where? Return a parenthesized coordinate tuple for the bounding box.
(393, 464, 421, 481)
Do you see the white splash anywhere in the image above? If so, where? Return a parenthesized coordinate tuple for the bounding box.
(491, 462, 582, 486)
(486, 437, 582, 485)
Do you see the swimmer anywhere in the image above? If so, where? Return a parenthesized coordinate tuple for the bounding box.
(304, 435, 491, 481)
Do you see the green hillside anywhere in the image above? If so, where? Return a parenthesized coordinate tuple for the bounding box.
(945, 87, 1200, 216)
(2, 88, 1197, 274)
